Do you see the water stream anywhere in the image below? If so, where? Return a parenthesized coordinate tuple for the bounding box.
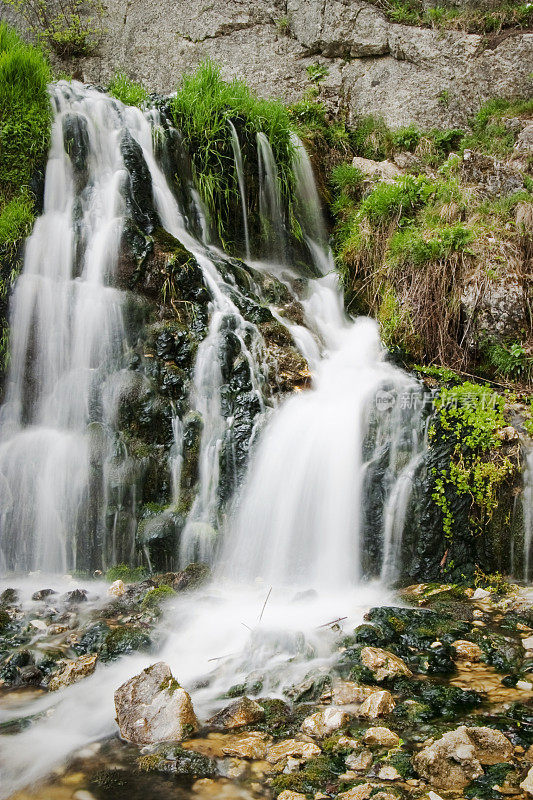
(0, 82, 428, 795)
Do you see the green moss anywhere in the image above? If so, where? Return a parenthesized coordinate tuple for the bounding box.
(105, 563, 148, 583)
(99, 626, 151, 662)
(108, 72, 149, 107)
(464, 762, 514, 799)
(429, 383, 515, 541)
(141, 584, 176, 610)
(463, 97, 533, 157)
(271, 754, 343, 796)
(159, 675, 181, 694)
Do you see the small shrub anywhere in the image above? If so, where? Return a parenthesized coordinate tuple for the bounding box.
(4, 0, 104, 58)
(306, 62, 329, 83)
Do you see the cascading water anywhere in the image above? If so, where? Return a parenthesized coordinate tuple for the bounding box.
(524, 445, 533, 579)
(0, 83, 131, 573)
(0, 82, 429, 796)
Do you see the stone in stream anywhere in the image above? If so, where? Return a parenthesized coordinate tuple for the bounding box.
(114, 662, 198, 744)
(207, 696, 264, 729)
(360, 647, 412, 681)
(521, 766, 533, 796)
(301, 707, 350, 737)
(359, 689, 395, 717)
(413, 725, 513, 789)
(266, 739, 322, 763)
(363, 727, 400, 748)
(452, 640, 483, 661)
(31, 589, 57, 601)
(48, 653, 98, 691)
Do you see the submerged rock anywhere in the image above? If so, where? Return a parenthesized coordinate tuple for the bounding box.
(207, 697, 264, 729)
(48, 653, 98, 691)
(114, 661, 198, 744)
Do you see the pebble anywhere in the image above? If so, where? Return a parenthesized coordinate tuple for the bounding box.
(516, 680, 533, 691)
(522, 636, 533, 650)
(29, 619, 47, 631)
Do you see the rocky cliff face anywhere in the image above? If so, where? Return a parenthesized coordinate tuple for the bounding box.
(5, 0, 532, 128)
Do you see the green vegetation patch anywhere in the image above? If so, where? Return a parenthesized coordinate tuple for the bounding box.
(171, 60, 296, 247)
(369, 0, 533, 34)
(108, 72, 149, 108)
(429, 383, 516, 541)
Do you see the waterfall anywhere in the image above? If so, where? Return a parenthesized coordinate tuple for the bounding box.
(524, 445, 533, 580)
(0, 83, 131, 573)
(0, 81, 432, 797)
(291, 134, 334, 276)
(257, 131, 287, 262)
(228, 120, 250, 259)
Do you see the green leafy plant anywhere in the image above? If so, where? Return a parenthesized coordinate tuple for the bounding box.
(306, 62, 329, 83)
(429, 382, 515, 540)
(4, 0, 104, 58)
(105, 564, 147, 583)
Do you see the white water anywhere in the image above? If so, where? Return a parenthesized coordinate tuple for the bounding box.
(524, 445, 533, 580)
(229, 120, 250, 259)
(0, 83, 427, 796)
(0, 83, 129, 573)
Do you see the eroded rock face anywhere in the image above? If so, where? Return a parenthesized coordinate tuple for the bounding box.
(114, 661, 198, 744)
(360, 647, 412, 681)
(413, 725, 512, 788)
(9, 0, 532, 129)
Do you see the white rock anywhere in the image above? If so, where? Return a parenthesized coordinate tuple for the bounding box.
(114, 662, 198, 744)
(522, 636, 533, 650)
(301, 707, 350, 737)
(521, 766, 533, 796)
(108, 579, 125, 597)
(516, 680, 533, 691)
(29, 619, 47, 631)
(472, 588, 490, 600)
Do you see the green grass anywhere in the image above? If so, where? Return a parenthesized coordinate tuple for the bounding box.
(370, 0, 533, 34)
(0, 23, 51, 377)
(0, 23, 51, 196)
(108, 72, 149, 108)
(171, 60, 296, 246)
(462, 97, 533, 157)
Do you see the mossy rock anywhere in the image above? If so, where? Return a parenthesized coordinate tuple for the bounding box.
(271, 753, 344, 796)
(138, 745, 215, 778)
(141, 585, 176, 611)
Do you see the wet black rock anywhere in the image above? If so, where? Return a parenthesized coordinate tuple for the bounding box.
(32, 589, 58, 601)
(63, 589, 88, 604)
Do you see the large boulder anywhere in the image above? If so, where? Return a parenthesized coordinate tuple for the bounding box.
(114, 662, 198, 744)
(413, 726, 513, 789)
